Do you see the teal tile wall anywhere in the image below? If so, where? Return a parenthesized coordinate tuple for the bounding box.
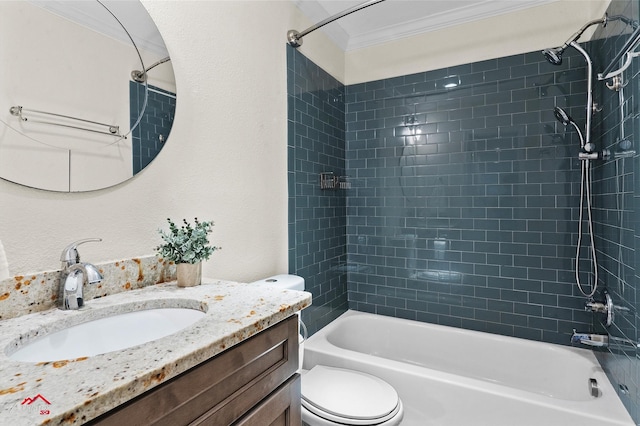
(287, 1, 640, 422)
(344, 48, 592, 344)
(590, 0, 640, 422)
(287, 46, 592, 343)
(287, 46, 348, 335)
(130, 82, 176, 175)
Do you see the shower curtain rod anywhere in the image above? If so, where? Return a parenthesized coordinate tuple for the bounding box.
(598, 25, 640, 80)
(131, 56, 171, 83)
(288, 0, 386, 47)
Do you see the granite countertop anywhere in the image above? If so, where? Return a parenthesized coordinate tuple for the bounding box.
(0, 279, 311, 425)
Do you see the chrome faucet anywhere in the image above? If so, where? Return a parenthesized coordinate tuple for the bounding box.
(59, 238, 103, 310)
(584, 292, 618, 326)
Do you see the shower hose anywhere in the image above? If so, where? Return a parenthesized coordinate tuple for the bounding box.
(576, 158, 599, 298)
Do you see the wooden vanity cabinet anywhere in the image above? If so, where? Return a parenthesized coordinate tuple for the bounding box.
(90, 315, 301, 426)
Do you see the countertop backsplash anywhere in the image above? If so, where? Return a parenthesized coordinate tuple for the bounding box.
(0, 255, 176, 320)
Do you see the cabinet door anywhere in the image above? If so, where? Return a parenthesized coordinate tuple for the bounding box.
(90, 315, 299, 426)
(231, 375, 301, 426)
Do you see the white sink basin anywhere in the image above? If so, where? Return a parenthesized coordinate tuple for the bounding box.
(8, 308, 206, 362)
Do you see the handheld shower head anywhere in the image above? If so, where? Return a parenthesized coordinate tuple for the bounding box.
(554, 106, 573, 125)
(554, 106, 585, 147)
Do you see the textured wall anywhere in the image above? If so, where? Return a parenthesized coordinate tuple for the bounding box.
(0, 1, 321, 282)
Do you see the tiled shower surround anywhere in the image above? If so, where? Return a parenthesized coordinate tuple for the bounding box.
(590, 0, 640, 420)
(344, 50, 595, 344)
(289, 0, 640, 421)
(288, 46, 593, 339)
(130, 82, 176, 175)
(287, 46, 348, 334)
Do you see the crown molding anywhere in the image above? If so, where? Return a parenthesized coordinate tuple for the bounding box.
(28, 0, 168, 57)
(294, 0, 558, 52)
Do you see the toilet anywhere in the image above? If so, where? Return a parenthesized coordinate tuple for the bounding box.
(250, 274, 404, 426)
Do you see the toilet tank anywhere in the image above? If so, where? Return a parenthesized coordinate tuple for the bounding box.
(250, 274, 304, 291)
(250, 274, 306, 369)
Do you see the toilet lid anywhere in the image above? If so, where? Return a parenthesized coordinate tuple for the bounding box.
(302, 366, 400, 425)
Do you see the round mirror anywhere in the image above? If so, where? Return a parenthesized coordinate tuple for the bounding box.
(0, 0, 176, 192)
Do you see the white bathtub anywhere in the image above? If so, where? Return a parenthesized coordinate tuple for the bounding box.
(303, 310, 634, 426)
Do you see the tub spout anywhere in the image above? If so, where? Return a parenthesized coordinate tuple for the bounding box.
(571, 329, 608, 347)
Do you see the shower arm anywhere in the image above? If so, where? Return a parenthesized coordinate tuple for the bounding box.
(287, 0, 386, 47)
(560, 15, 608, 50)
(569, 41, 594, 147)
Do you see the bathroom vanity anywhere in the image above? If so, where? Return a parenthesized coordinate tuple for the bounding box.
(0, 279, 311, 426)
(91, 315, 300, 425)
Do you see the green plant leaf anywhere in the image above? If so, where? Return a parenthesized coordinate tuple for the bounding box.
(155, 218, 220, 264)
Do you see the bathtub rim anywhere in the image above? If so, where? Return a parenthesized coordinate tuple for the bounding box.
(303, 309, 634, 426)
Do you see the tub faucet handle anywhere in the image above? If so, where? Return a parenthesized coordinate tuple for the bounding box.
(584, 292, 615, 326)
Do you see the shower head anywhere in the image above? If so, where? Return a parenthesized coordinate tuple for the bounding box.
(542, 14, 607, 65)
(543, 47, 564, 65)
(554, 106, 585, 147)
(554, 106, 573, 125)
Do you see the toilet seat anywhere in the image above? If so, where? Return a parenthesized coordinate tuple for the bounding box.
(302, 365, 402, 425)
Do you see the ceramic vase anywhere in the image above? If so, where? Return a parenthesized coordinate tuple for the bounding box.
(176, 262, 202, 287)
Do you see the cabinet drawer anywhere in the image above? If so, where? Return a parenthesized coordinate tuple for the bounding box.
(91, 315, 299, 425)
(202, 374, 301, 426)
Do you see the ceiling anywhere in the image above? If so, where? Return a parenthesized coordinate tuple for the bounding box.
(293, 0, 559, 51)
(32, 1, 559, 56)
(28, 0, 168, 57)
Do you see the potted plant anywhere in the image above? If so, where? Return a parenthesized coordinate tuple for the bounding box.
(156, 218, 220, 287)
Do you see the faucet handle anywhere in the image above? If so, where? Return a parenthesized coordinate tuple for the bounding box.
(60, 238, 102, 266)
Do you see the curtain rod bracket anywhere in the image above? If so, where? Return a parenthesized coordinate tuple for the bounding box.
(287, 30, 302, 48)
(287, 0, 386, 48)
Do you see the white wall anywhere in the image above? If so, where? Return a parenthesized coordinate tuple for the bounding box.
(0, 0, 340, 282)
(345, 0, 611, 84)
(0, 0, 610, 282)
